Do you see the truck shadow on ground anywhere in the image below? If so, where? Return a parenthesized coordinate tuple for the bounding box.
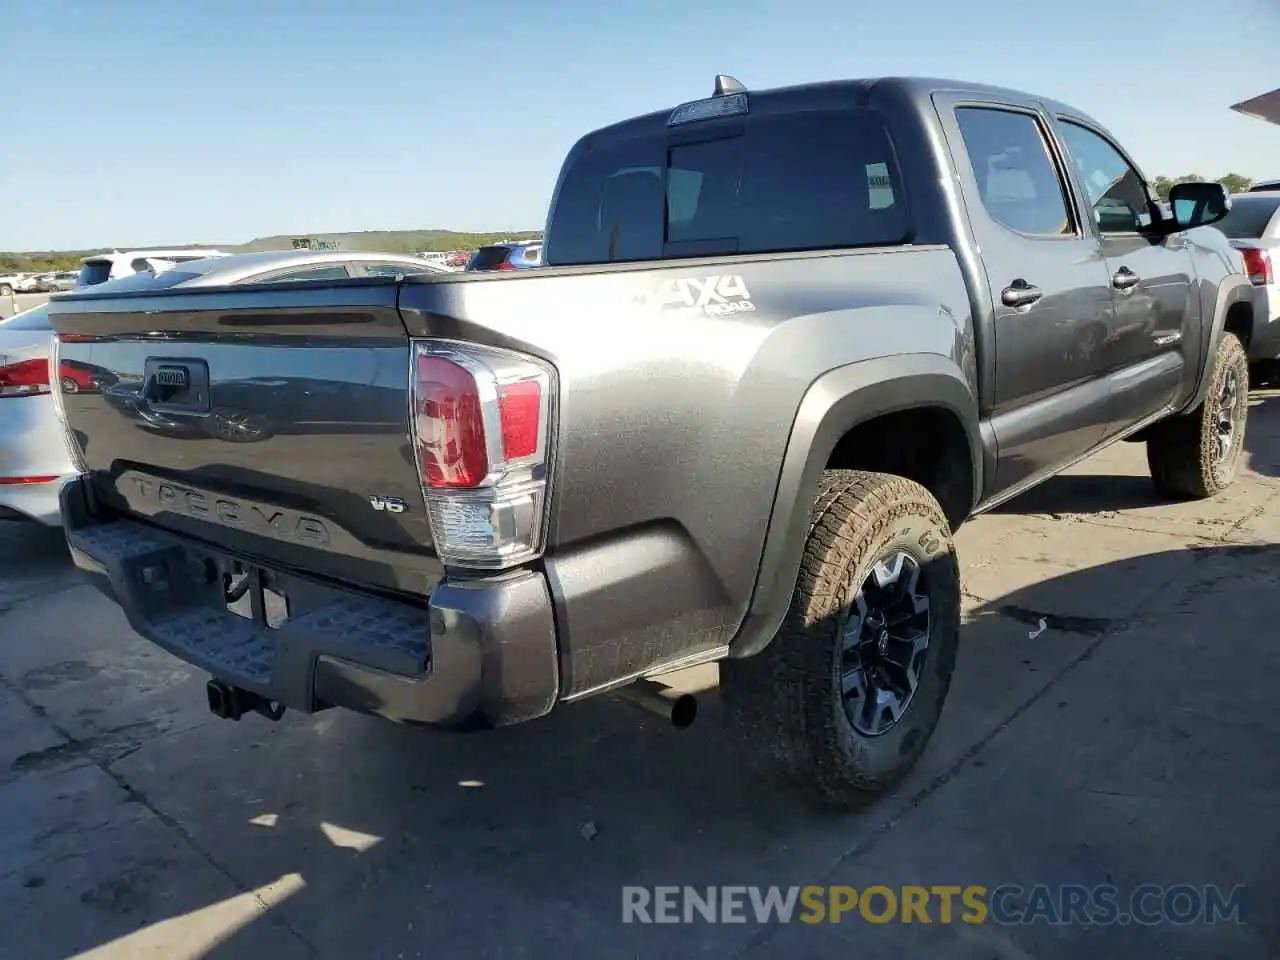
(54, 540, 1269, 959)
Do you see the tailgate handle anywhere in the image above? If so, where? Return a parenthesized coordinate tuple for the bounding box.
(140, 359, 209, 410)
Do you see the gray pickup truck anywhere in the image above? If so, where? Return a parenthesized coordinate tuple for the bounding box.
(49, 75, 1252, 806)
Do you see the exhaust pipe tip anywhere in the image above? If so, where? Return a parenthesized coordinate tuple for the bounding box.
(206, 679, 284, 722)
(206, 679, 237, 720)
(618, 678, 698, 729)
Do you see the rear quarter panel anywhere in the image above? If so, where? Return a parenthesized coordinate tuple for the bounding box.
(399, 247, 975, 697)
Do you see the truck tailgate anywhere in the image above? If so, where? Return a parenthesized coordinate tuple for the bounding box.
(48, 281, 442, 597)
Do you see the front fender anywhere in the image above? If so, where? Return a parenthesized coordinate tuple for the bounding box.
(1185, 271, 1253, 412)
(728, 353, 981, 658)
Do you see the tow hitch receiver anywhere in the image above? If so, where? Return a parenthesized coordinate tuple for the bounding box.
(206, 679, 286, 722)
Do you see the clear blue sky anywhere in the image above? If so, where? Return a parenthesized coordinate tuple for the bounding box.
(2, 0, 1278, 251)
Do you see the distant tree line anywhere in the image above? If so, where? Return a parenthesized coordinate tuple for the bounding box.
(1152, 173, 1255, 200)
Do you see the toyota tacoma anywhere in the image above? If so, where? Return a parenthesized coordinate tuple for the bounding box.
(48, 75, 1252, 805)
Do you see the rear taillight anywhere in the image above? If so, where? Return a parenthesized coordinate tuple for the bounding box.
(1240, 247, 1273, 286)
(493, 261, 517, 271)
(0, 358, 51, 398)
(411, 341, 554, 569)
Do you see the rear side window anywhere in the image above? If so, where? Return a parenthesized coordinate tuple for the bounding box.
(546, 109, 910, 265)
(77, 261, 113, 286)
(954, 107, 1074, 237)
(1212, 196, 1280, 239)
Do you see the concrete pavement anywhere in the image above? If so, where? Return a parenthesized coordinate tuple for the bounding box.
(0, 391, 1277, 959)
(1, 292, 54, 320)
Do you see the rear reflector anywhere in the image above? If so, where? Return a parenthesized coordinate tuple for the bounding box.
(0, 358, 51, 398)
(497, 380, 542, 460)
(0, 476, 59, 485)
(1240, 247, 1273, 286)
(411, 341, 554, 569)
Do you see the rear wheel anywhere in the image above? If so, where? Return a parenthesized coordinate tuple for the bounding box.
(206, 409, 273, 443)
(721, 470, 960, 807)
(0, 284, 13, 297)
(1147, 334, 1249, 499)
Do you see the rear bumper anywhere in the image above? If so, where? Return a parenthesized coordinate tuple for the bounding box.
(60, 477, 559, 728)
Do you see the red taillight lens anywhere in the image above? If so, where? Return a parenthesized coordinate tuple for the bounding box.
(494, 260, 516, 271)
(416, 355, 489, 488)
(1240, 247, 1273, 286)
(411, 341, 554, 569)
(0, 358, 51, 398)
(498, 380, 542, 460)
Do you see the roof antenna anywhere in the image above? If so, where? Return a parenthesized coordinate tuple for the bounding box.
(714, 75, 747, 97)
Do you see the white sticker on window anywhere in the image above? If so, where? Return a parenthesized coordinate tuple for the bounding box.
(866, 162, 895, 210)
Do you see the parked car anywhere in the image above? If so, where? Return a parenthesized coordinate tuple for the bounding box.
(1208, 189, 1280, 380)
(0, 274, 28, 296)
(1247, 179, 1280, 193)
(49, 74, 1252, 807)
(75, 248, 228, 288)
(465, 241, 542, 271)
(46, 272, 79, 292)
(0, 304, 87, 524)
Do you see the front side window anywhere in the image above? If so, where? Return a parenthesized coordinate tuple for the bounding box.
(955, 107, 1074, 237)
(1057, 121, 1152, 235)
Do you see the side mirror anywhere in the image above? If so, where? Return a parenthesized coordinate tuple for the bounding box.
(1167, 181, 1231, 231)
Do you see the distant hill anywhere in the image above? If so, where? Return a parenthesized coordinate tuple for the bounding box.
(1, 229, 543, 273)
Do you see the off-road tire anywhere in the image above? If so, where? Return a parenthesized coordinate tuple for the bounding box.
(1147, 333, 1249, 499)
(721, 470, 960, 807)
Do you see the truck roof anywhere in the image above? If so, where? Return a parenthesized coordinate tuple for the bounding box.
(579, 76, 1101, 148)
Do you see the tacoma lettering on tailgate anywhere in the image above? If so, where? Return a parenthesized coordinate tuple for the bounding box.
(125, 475, 331, 545)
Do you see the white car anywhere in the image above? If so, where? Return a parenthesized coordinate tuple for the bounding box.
(1212, 190, 1280, 376)
(75, 248, 228, 288)
(0, 274, 28, 296)
(0, 303, 80, 525)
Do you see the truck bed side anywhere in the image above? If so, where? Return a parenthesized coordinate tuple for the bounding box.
(395, 247, 975, 696)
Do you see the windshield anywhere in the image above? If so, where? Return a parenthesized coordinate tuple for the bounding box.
(0, 304, 52, 330)
(1214, 196, 1280, 239)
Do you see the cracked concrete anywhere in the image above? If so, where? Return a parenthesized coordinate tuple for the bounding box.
(0, 389, 1277, 959)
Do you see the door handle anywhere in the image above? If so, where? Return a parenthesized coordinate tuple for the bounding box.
(1001, 280, 1043, 309)
(1112, 268, 1141, 293)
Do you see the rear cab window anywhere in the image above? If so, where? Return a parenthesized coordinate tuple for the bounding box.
(1212, 196, 1280, 239)
(545, 105, 911, 265)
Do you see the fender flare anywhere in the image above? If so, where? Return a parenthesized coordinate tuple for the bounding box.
(729, 353, 982, 658)
(1185, 273, 1254, 412)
